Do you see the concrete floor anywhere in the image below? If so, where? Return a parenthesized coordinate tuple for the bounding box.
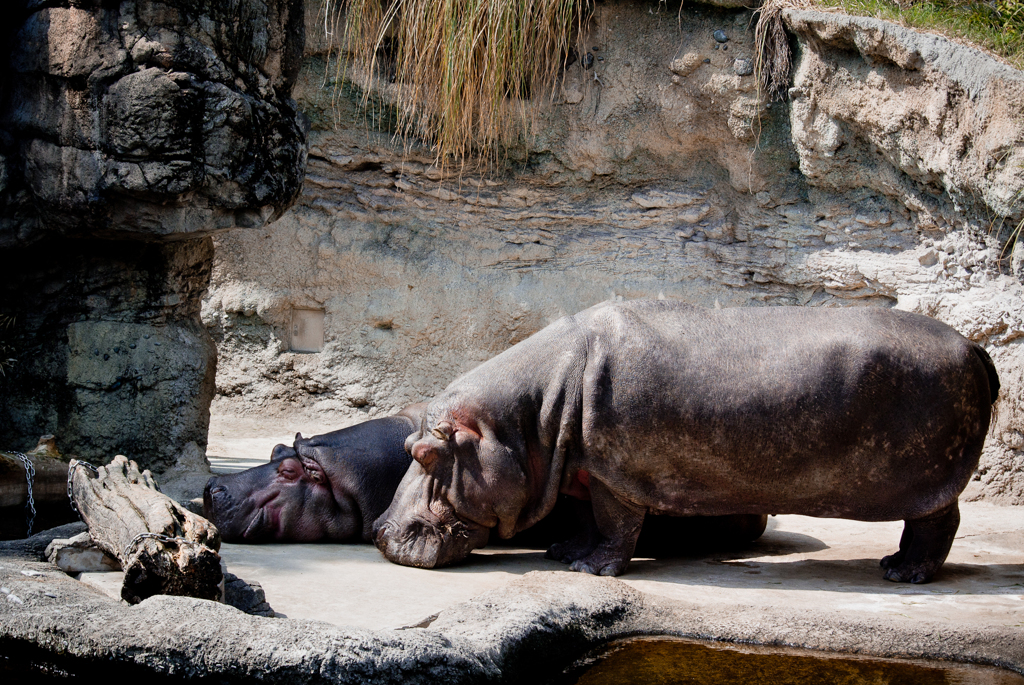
(206, 506, 1024, 631)
(85, 415, 1024, 635)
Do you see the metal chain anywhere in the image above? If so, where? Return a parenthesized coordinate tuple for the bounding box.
(66, 459, 98, 517)
(8, 452, 36, 537)
(122, 532, 203, 560)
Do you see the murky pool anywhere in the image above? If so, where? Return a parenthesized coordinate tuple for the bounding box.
(566, 637, 1024, 685)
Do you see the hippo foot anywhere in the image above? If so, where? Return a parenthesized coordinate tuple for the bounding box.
(545, 534, 600, 565)
(880, 558, 938, 584)
(566, 541, 632, 576)
(879, 503, 960, 584)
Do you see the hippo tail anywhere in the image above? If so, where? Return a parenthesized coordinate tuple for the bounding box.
(971, 342, 1000, 405)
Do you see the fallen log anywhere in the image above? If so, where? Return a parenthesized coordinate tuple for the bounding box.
(1, 436, 76, 539)
(69, 454, 222, 604)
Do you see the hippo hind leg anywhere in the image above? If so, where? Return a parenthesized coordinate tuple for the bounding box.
(880, 502, 960, 584)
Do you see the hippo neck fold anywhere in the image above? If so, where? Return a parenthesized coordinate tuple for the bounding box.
(432, 315, 589, 535)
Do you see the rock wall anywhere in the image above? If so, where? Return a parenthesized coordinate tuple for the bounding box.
(0, 0, 307, 471)
(204, 1, 1024, 501)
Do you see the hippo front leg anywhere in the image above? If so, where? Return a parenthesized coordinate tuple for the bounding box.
(567, 478, 646, 577)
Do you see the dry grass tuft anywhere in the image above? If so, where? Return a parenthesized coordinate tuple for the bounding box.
(326, 0, 591, 167)
(754, 0, 812, 102)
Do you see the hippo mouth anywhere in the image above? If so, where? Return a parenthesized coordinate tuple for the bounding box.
(241, 502, 282, 541)
(373, 477, 490, 568)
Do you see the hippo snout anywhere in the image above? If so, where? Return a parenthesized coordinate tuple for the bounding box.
(203, 478, 229, 514)
(203, 476, 253, 541)
(374, 512, 490, 569)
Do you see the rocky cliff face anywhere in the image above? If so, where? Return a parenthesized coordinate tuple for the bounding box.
(204, 0, 1024, 502)
(0, 0, 307, 471)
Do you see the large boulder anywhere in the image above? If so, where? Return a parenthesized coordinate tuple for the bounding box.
(0, 0, 307, 472)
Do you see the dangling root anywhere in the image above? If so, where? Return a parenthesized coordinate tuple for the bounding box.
(754, 0, 812, 103)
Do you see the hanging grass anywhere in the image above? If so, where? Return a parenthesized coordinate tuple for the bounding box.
(321, 0, 1024, 168)
(324, 0, 591, 166)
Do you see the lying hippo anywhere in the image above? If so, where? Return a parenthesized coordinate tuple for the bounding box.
(374, 301, 998, 582)
(202, 403, 768, 549)
(204, 404, 423, 542)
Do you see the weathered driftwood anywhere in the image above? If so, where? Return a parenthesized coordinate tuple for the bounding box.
(69, 454, 222, 604)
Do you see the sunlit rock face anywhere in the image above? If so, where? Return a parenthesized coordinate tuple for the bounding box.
(0, 0, 307, 472)
(203, 1, 1024, 502)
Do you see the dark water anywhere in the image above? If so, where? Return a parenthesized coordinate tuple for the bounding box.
(567, 638, 1024, 685)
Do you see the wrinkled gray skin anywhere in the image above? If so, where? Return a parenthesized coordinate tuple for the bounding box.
(374, 301, 999, 582)
(204, 404, 423, 543)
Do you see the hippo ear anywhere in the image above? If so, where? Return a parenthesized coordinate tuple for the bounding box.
(271, 444, 296, 462)
(295, 432, 303, 441)
(430, 421, 454, 442)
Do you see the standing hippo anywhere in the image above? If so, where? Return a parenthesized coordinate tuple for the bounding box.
(204, 404, 423, 543)
(374, 301, 999, 582)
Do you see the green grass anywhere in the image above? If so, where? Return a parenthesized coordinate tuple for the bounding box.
(818, 0, 1024, 69)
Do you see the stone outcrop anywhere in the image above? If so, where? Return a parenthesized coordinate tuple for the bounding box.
(205, 2, 1024, 501)
(1, 0, 306, 243)
(0, 0, 307, 472)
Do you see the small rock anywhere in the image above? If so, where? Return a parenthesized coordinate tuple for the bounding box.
(47, 533, 121, 574)
(714, 30, 728, 43)
(722, 45, 728, 51)
(713, 44, 719, 50)
(583, 53, 594, 69)
(733, 58, 753, 76)
(223, 572, 276, 617)
(703, 58, 711, 64)
(669, 53, 704, 77)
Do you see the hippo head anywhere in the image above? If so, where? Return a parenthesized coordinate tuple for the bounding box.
(373, 401, 533, 568)
(203, 435, 360, 543)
